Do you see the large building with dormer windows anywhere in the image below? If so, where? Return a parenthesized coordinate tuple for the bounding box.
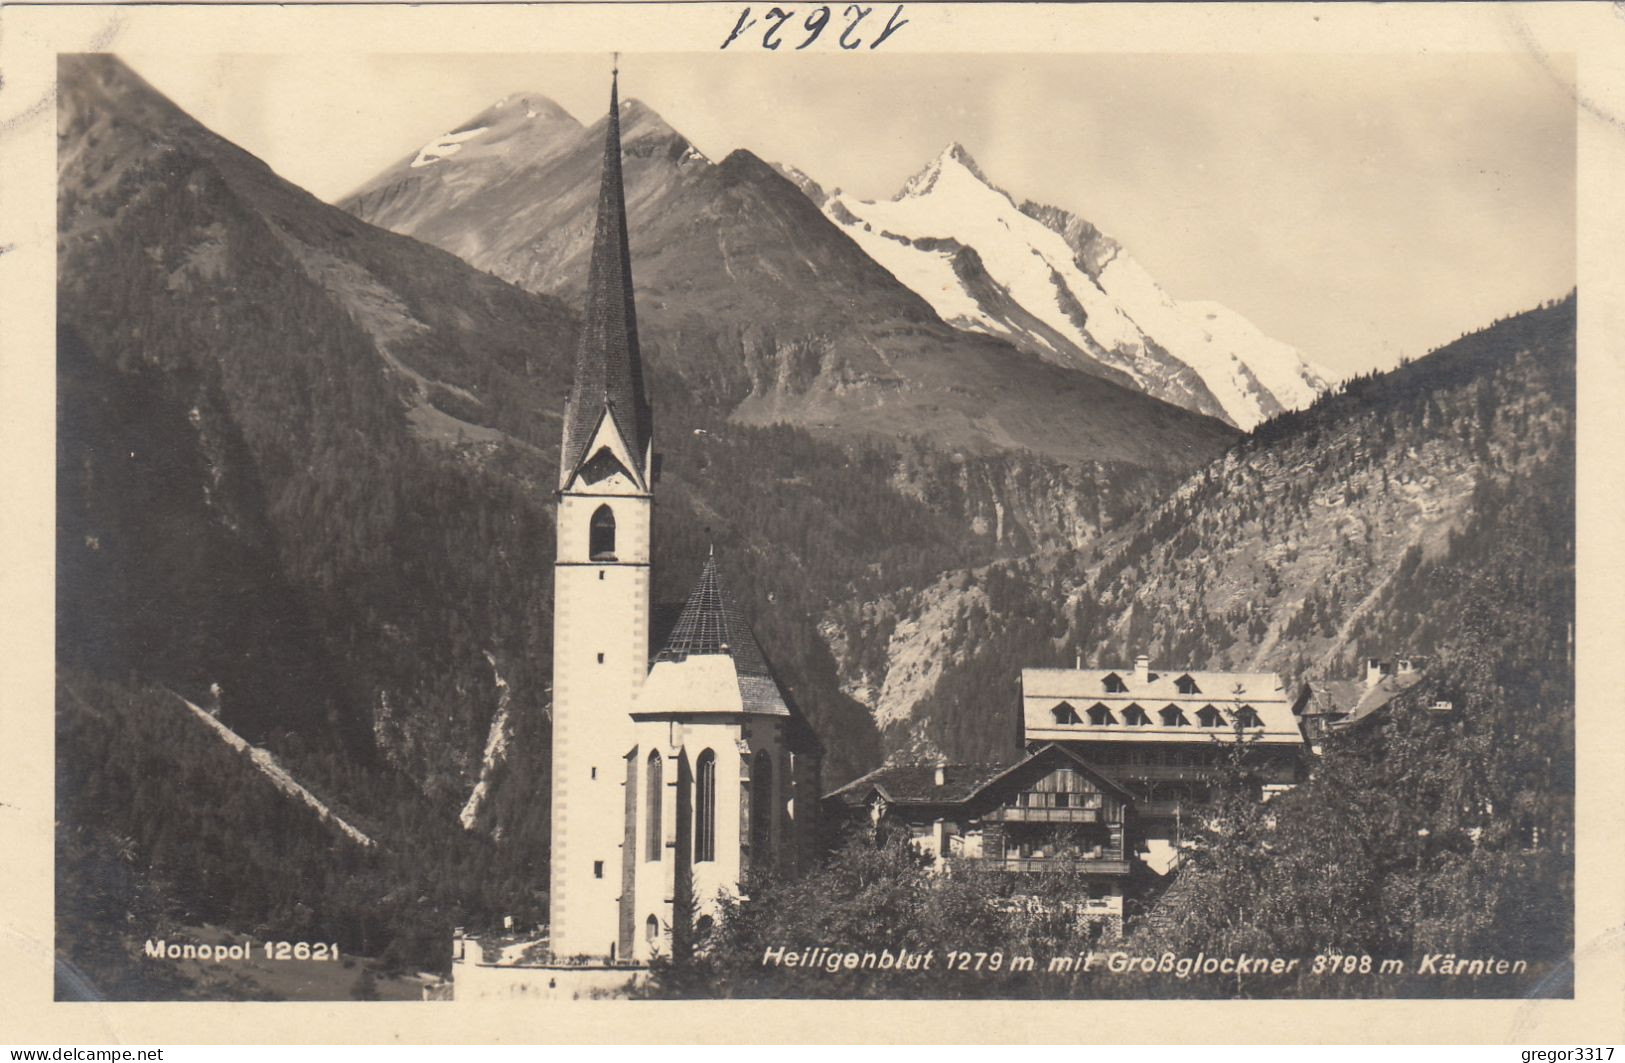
(828, 652, 1306, 903)
(547, 71, 821, 966)
(1020, 654, 1302, 873)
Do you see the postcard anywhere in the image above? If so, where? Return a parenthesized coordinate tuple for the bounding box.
(2, 0, 1622, 1044)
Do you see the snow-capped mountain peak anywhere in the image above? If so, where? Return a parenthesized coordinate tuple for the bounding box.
(897, 141, 995, 200)
(817, 146, 1334, 429)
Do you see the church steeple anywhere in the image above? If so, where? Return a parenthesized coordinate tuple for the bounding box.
(561, 65, 652, 487)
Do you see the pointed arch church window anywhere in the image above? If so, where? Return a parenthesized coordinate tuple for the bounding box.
(695, 750, 717, 863)
(645, 750, 663, 861)
(590, 504, 617, 561)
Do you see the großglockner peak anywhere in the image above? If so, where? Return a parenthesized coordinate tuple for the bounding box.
(818, 141, 1336, 429)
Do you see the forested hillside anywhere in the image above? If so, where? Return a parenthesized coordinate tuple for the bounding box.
(839, 296, 1575, 761)
(1134, 444, 1574, 995)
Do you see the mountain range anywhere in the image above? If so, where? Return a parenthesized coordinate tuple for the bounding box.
(346, 97, 1331, 430)
(342, 94, 1239, 457)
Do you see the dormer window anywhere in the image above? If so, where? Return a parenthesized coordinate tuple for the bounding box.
(1122, 704, 1151, 726)
(1234, 705, 1263, 728)
(1159, 705, 1189, 727)
(1086, 703, 1116, 726)
(1175, 674, 1201, 696)
(1197, 705, 1225, 728)
(1051, 702, 1082, 725)
(1103, 673, 1128, 693)
(589, 504, 617, 561)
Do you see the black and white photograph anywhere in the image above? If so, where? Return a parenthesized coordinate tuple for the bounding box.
(12, 1, 1610, 1031)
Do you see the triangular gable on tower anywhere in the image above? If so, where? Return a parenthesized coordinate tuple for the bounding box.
(560, 69, 652, 489)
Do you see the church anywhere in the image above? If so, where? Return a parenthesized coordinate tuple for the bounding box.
(546, 71, 822, 966)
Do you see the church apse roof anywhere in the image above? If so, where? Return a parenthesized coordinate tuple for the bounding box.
(634, 552, 791, 718)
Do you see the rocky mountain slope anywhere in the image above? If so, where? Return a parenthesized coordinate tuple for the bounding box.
(823, 296, 1574, 760)
(811, 143, 1334, 430)
(342, 95, 1238, 468)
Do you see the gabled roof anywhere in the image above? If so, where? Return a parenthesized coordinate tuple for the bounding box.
(634, 552, 791, 718)
(824, 762, 1011, 808)
(1022, 666, 1286, 703)
(561, 70, 652, 486)
(1298, 671, 1425, 730)
(823, 743, 1131, 808)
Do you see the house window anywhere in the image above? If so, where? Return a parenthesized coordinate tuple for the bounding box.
(590, 504, 617, 561)
(695, 750, 717, 863)
(645, 751, 663, 861)
(1160, 705, 1189, 727)
(1235, 705, 1263, 728)
(1087, 703, 1116, 726)
(1197, 705, 1224, 727)
(1051, 702, 1082, 725)
(1122, 704, 1151, 726)
(1103, 673, 1128, 693)
(1176, 674, 1201, 695)
(646, 915, 659, 943)
(593, 860, 604, 879)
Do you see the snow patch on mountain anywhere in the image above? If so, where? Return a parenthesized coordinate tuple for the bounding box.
(458, 650, 513, 832)
(410, 127, 488, 168)
(819, 143, 1334, 428)
(178, 693, 374, 847)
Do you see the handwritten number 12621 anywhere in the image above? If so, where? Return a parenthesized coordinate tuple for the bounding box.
(722, 5, 909, 50)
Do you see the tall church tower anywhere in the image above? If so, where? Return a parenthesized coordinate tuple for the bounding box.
(549, 68, 654, 961)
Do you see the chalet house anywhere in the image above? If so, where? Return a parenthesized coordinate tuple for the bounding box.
(1291, 655, 1428, 753)
(1019, 655, 1303, 872)
(826, 744, 1135, 932)
(826, 653, 1308, 910)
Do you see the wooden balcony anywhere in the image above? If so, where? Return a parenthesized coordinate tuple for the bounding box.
(984, 807, 1113, 825)
(1104, 764, 1217, 782)
(982, 856, 1132, 875)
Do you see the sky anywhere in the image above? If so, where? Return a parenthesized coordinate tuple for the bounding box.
(122, 52, 1577, 377)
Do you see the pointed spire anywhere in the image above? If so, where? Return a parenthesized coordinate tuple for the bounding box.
(561, 62, 652, 485)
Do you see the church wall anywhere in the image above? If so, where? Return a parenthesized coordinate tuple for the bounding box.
(624, 717, 812, 962)
(626, 719, 748, 962)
